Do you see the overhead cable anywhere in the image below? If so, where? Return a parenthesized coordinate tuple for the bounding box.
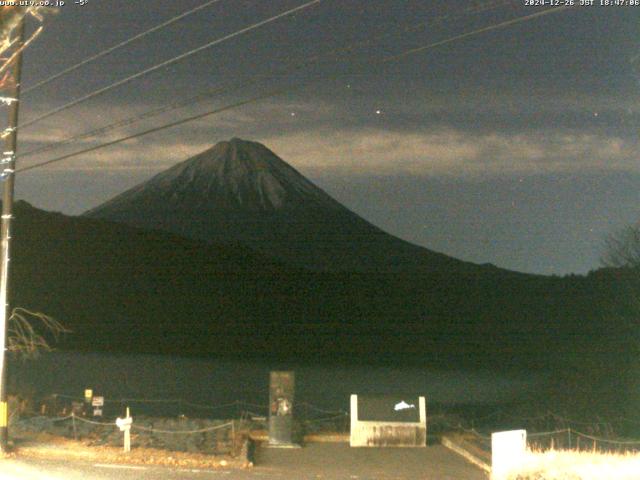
(22, 0, 226, 95)
(18, 6, 572, 173)
(19, 0, 511, 159)
(18, 84, 302, 172)
(385, 5, 570, 62)
(13, 0, 322, 132)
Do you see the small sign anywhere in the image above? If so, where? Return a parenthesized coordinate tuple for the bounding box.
(358, 395, 421, 422)
(84, 389, 93, 402)
(116, 416, 132, 431)
(394, 400, 416, 411)
(92, 396, 104, 407)
(93, 408, 103, 417)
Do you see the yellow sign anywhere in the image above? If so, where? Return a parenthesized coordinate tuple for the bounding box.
(84, 389, 93, 401)
(0, 401, 7, 428)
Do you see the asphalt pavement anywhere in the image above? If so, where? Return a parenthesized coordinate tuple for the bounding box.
(2, 443, 488, 480)
(1, 457, 254, 480)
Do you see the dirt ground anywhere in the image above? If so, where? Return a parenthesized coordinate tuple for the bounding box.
(11, 431, 246, 469)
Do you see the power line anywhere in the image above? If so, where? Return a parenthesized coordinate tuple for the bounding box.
(18, 80, 254, 159)
(22, 0, 226, 96)
(17, 84, 301, 173)
(385, 5, 571, 62)
(284, 0, 516, 68)
(14, 0, 322, 133)
(18, 6, 572, 174)
(19, 0, 512, 160)
(18, 6, 570, 172)
(388, 0, 515, 37)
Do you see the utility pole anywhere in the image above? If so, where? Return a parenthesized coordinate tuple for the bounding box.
(0, 17, 25, 452)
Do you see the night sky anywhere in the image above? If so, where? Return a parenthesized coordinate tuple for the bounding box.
(10, 0, 640, 275)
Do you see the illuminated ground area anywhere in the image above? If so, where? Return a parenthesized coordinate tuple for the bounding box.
(512, 449, 640, 480)
(1, 442, 487, 480)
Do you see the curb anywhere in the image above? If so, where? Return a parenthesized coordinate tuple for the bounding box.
(441, 434, 491, 474)
(249, 430, 349, 444)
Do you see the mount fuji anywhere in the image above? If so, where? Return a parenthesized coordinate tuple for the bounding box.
(85, 138, 484, 273)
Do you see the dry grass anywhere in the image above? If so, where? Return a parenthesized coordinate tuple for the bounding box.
(510, 449, 640, 480)
(12, 431, 250, 469)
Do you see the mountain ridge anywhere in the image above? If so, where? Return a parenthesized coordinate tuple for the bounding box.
(10, 200, 622, 370)
(87, 138, 344, 214)
(85, 138, 493, 273)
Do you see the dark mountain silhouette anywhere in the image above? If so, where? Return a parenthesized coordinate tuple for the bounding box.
(4, 201, 636, 424)
(10, 132, 640, 417)
(7, 200, 630, 376)
(75, 138, 640, 386)
(85, 138, 481, 272)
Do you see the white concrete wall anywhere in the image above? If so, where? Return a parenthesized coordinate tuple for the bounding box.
(350, 394, 427, 447)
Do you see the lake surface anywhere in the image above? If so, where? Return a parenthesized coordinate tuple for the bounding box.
(8, 351, 543, 418)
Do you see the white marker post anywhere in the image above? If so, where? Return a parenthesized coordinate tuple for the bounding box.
(491, 429, 527, 480)
(116, 407, 133, 453)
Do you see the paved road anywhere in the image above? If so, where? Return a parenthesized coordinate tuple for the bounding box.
(3, 444, 488, 480)
(2, 457, 240, 480)
(255, 443, 488, 480)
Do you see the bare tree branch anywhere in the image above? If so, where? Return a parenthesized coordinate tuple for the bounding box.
(7, 307, 70, 359)
(601, 224, 640, 269)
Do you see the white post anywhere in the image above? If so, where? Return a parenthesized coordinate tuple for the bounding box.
(491, 429, 527, 480)
(116, 407, 132, 453)
(124, 406, 130, 453)
(349, 394, 358, 447)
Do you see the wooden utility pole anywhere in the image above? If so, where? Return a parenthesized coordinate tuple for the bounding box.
(0, 17, 25, 452)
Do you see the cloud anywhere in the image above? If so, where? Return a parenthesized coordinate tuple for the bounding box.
(262, 128, 638, 177)
(20, 140, 213, 172)
(16, 101, 249, 171)
(15, 94, 638, 177)
(20, 121, 637, 178)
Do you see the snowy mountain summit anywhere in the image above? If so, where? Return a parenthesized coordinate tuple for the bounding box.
(90, 138, 341, 214)
(86, 138, 475, 272)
